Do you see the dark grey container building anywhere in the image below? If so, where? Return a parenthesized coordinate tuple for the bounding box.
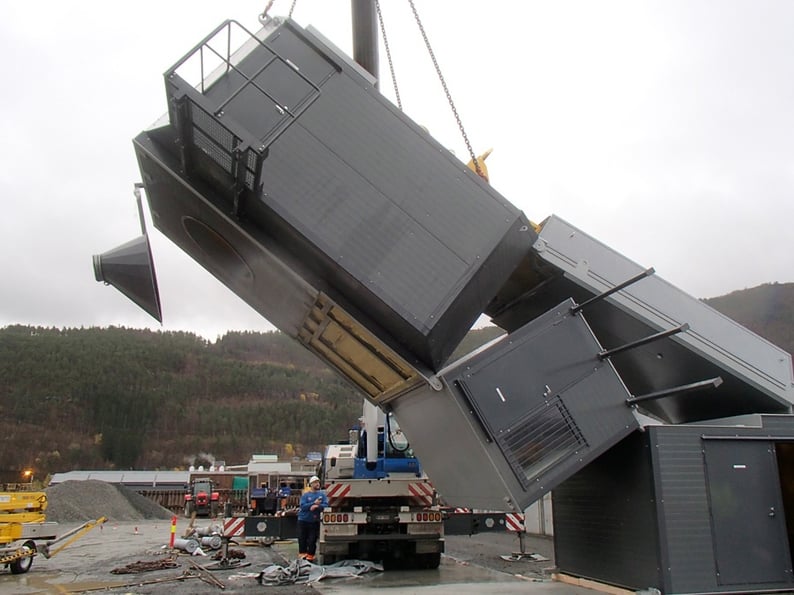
(553, 415, 794, 593)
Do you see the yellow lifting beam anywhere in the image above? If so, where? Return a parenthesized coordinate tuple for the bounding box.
(39, 516, 107, 559)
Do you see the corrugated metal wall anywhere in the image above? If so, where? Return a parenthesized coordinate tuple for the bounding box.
(553, 431, 662, 590)
(649, 426, 719, 593)
(554, 420, 794, 594)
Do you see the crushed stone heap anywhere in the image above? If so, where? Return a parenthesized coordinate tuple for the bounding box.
(45, 480, 173, 522)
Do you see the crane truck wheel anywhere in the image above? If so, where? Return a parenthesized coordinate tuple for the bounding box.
(9, 541, 36, 574)
(416, 552, 441, 569)
(383, 556, 409, 571)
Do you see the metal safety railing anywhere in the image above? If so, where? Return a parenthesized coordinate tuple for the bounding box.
(164, 19, 323, 215)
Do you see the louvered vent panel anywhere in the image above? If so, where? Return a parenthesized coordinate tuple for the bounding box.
(499, 397, 587, 488)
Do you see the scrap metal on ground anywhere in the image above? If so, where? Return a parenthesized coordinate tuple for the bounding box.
(111, 557, 180, 574)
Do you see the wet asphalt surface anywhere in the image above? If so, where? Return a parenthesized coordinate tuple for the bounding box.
(0, 520, 603, 594)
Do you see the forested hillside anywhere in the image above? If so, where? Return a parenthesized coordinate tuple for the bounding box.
(0, 327, 361, 482)
(704, 282, 794, 355)
(1, 282, 791, 482)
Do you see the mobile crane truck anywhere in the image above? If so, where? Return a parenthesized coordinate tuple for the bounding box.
(232, 400, 506, 569)
(318, 401, 444, 568)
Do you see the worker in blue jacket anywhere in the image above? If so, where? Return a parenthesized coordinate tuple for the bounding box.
(297, 475, 327, 562)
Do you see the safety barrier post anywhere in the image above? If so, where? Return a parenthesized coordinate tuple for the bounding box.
(169, 515, 177, 548)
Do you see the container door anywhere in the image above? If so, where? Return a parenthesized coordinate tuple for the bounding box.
(705, 440, 793, 586)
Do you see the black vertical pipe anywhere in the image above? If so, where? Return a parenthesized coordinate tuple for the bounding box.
(351, 0, 379, 87)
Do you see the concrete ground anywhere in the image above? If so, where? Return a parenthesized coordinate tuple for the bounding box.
(0, 520, 615, 594)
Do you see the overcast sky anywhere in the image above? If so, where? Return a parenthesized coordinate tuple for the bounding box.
(1, 1, 791, 341)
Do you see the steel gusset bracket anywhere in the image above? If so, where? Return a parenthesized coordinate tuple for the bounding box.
(626, 376, 724, 406)
(570, 267, 655, 316)
(598, 322, 690, 360)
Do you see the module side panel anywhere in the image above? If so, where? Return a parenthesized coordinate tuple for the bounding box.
(134, 133, 318, 338)
(389, 383, 517, 511)
(534, 215, 793, 404)
(391, 300, 639, 511)
(249, 58, 533, 367)
(253, 123, 466, 335)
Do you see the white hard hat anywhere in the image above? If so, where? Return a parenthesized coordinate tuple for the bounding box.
(309, 475, 321, 485)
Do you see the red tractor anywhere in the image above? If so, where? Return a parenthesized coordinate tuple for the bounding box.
(184, 478, 219, 518)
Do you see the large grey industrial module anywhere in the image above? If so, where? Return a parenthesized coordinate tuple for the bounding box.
(389, 298, 640, 511)
(134, 18, 533, 373)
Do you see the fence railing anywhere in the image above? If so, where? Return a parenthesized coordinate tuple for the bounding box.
(138, 489, 250, 515)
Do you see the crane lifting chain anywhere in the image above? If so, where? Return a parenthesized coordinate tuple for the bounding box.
(406, 0, 484, 179)
(375, 1, 403, 111)
(261, 0, 297, 20)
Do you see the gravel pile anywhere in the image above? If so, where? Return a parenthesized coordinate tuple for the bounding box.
(45, 480, 174, 522)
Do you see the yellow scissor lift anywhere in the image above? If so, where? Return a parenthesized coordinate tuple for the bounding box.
(1, 490, 105, 574)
